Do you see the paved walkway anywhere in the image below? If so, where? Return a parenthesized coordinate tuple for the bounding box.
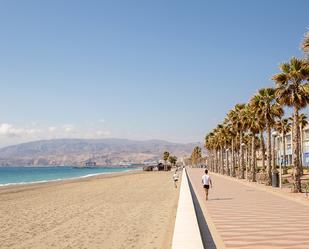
(187, 168, 309, 249)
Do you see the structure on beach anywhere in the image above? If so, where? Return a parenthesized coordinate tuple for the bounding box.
(84, 159, 97, 167)
(143, 163, 170, 171)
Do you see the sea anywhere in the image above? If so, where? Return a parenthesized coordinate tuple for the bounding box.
(0, 166, 141, 187)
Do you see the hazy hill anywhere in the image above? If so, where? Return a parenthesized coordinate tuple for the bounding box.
(0, 138, 200, 166)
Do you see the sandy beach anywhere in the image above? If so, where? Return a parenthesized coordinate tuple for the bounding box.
(0, 170, 180, 249)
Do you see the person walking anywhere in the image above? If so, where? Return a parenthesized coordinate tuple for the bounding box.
(202, 169, 212, 201)
(173, 171, 179, 188)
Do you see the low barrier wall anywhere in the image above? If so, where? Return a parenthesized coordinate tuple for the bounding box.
(172, 168, 204, 249)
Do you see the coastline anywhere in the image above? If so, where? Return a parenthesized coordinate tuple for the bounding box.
(0, 167, 142, 188)
(0, 170, 180, 249)
(0, 168, 142, 193)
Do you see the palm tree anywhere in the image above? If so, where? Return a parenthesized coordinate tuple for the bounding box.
(298, 113, 308, 174)
(255, 116, 266, 172)
(205, 134, 213, 170)
(191, 146, 202, 167)
(299, 113, 308, 128)
(289, 113, 308, 171)
(222, 122, 234, 176)
(208, 133, 217, 172)
(228, 126, 237, 177)
(250, 88, 284, 185)
(229, 104, 247, 179)
(226, 109, 242, 177)
(275, 118, 291, 175)
(243, 134, 251, 178)
(216, 123, 230, 175)
(222, 124, 233, 176)
(212, 136, 219, 173)
(272, 57, 309, 192)
(212, 128, 221, 173)
(214, 125, 223, 174)
(168, 155, 177, 168)
(205, 132, 216, 171)
(301, 28, 309, 55)
(245, 105, 260, 182)
(163, 151, 170, 171)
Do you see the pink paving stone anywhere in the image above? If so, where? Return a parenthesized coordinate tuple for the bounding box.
(186, 168, 309, 249)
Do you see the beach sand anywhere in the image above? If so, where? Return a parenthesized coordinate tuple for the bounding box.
(0, 170, 180, 249)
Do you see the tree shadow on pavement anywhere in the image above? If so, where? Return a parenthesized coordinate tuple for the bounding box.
(188, 176, 217, 249)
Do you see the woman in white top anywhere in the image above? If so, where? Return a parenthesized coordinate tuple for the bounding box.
(202, 169, 212, 201)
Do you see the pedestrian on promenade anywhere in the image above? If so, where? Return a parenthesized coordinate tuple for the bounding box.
(173, 171, 179, 188)
(202, 169, 212, 201)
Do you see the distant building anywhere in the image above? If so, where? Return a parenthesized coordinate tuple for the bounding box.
(84, 159, 96, 167)
(276, 124, 309, 166)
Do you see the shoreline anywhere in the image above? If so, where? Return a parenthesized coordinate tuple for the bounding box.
(0, 167, 142, 189)
(0, 169, 142, 194)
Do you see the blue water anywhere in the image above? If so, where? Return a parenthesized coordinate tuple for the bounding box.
(0, 166, 141, 186)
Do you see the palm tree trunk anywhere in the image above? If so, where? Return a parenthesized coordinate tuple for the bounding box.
(247, 145, 251, 178)
(217, 149, 219, 173)
(220, 146, 224, 174)
(225, 142, 228, 175)
(225, 151, 230, 175)
(212, 150, 215, 172)
(213, 151, 215, 172)
(293, 107, 302, 192)
(209, 152, 212, 171)
(260, 132, 266, 172)
(209, 151, 212, 171)
(240, 132, 245, 179)
(237, 148, 240, 175)
(215, 150, 218, 173)
(231, 138, 235, 177)
(246, 146, 249, 179)
(300, 126, 304, 175)
(252, 134, 256, 182)
(266, 123, 272, 186)
(212, 151, 215, 172)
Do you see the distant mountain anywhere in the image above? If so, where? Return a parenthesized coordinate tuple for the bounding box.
(0, 138, 201, 166)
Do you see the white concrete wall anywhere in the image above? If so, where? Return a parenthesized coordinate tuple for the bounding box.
(172, 168, 204, 249)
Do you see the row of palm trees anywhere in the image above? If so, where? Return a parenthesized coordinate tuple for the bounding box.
(190, 146, 202, 166)
(204, 27, 309, 192)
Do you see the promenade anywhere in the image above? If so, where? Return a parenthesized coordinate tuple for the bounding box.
(187, 168, 309, 249)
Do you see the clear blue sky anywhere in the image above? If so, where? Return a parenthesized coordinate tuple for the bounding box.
(0, 0, 308, 146)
